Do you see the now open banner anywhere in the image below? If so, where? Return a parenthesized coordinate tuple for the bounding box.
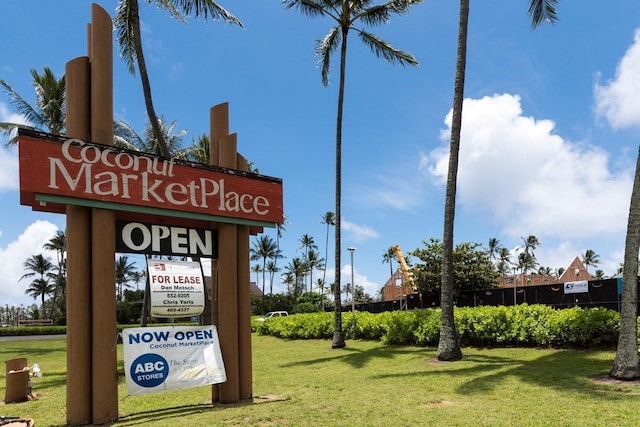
(123, 326, 226, 396)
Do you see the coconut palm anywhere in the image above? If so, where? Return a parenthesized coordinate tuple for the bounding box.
(130, 270, 146, 291)
(115, 255, 137, 301)
(181, 133, 211, 163)
(521, 235, 540, 259)
(612, 147, 640, 379)
(382, 246, 396, 278)
(320, 211, 335, 292)
(285, 257, 306, 298)
(496, 247, 512, 275)
(1, 67, 65, 145)
(298, 234, 318, 293)
(284, 0, 419, 348)
(304, 248, 325, 295)
(265, 260, 280, 311)
(438, 0, 558, 361)
(581, 249, 600, 276)
(20, 254, 55, 317)
(113, 116, 187, 156)
(250, 235, 279, 299)
(487, 238, 501, 263)
(114, 0, 241, 157)
(251, 264, 263, 293)
(43, 230, 66, 320)
(273, 216, 288, 277)
(280, 272, 295, 296)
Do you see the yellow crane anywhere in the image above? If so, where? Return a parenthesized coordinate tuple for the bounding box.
(391, 244, 416, 291)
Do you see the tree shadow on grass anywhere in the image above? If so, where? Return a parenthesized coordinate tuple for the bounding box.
(374, 348, 633, 399)
(279, 341, 423, 370)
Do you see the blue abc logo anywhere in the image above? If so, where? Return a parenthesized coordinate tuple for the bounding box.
(130, 353, 169, 388)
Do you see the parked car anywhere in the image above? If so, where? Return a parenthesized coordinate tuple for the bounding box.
(256, 311, 289, 322)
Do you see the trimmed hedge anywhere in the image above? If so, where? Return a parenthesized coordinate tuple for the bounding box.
(0, 325, 67, 337)
(253, 304, 625, 349)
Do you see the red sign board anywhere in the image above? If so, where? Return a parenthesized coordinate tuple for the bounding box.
(18, 131, 283, 225)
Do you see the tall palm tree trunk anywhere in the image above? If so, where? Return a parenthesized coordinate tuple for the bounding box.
(129, 0, 170, 157)
(332, 27, 349, 349)
(438, 0, 468, 362)
(611, 146, 640, 379)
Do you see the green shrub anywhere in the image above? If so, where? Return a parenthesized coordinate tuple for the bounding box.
(253, 305, 622, 349)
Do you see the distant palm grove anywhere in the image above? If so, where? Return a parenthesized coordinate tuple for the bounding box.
(3, 224, 611, 328)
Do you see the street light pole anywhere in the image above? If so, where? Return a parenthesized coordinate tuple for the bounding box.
(348, 247, 356, 318)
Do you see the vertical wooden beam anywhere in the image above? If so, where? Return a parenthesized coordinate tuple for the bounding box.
(209, 103, 228, 167)
(64, 55, 92, 426)
(217, 133, 240, 402)
(236, 154, 252, 399)
(89, 4, 118, 424)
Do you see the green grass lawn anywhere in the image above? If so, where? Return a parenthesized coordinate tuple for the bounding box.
(2, 335, 640, 426)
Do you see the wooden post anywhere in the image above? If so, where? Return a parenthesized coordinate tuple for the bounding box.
(89, 4, 118, 424)
(65, 55, 93, 426)
(237, 154, 252, 399)
(217, 133, 240, 402)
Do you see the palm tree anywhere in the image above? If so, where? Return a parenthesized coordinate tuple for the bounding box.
(19, 254, 54, 317)
(113, 116, 187, 156)
(250, 235, 279, 299)
(115, 255, 137, 301)
(25, 279, 55, 317)
(284, 0, 419, 349)
(581, 249, 600, 276)
(130, 270, 146, 291)
(304, 248, 325, 295)
(612, 147, 640, 379)
(517, 251, 538, 279)
(382, 247, 396, 278)
(487, 238, 501, 263)
(265, 260, 280, 311)
(285, 257, 306, 298)
(320, 211, 335, 293)
(496, 247, 512, 275)
(438, 0, 558, 361)
(1, 67, 65, 145)
(521, 235, 540, 259)
(298, 234, 318, 293)
(251, 264, 263, 294)
(114, 0, 241, 157)
(43, 230, 66, 320)
(181, 133, 211, 163)
(273, 216, 288, 278)
(281, 272, 296, 296)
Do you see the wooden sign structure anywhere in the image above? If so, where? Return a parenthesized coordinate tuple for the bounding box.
(16, 4, 282, 425)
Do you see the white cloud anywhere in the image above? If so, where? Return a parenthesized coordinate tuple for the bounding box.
(594, 29, 640, 129)
(426, 93, 632, 240)
(0, 221, 59, 307)
(340, 265, 381, 301)
(0, 148, 19, 191)
(342, 219, 379, 242)
(355, 171, 426, 212)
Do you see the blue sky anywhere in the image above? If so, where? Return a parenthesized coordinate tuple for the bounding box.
(1, 1, 639, 308)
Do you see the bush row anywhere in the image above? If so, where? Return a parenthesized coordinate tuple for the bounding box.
(253, 304, 624, 349)
(0, 325, 67, 337)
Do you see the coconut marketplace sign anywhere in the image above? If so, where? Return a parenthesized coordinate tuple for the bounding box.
(18, 130, 283, 226)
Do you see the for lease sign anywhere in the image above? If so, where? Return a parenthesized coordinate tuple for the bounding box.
(147, 259, 205, 318)
(123, 326, 226, 396)
(18, 131, 283, 224)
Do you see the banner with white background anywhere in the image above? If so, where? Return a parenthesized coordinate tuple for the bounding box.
(123, 326, 226, 396)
